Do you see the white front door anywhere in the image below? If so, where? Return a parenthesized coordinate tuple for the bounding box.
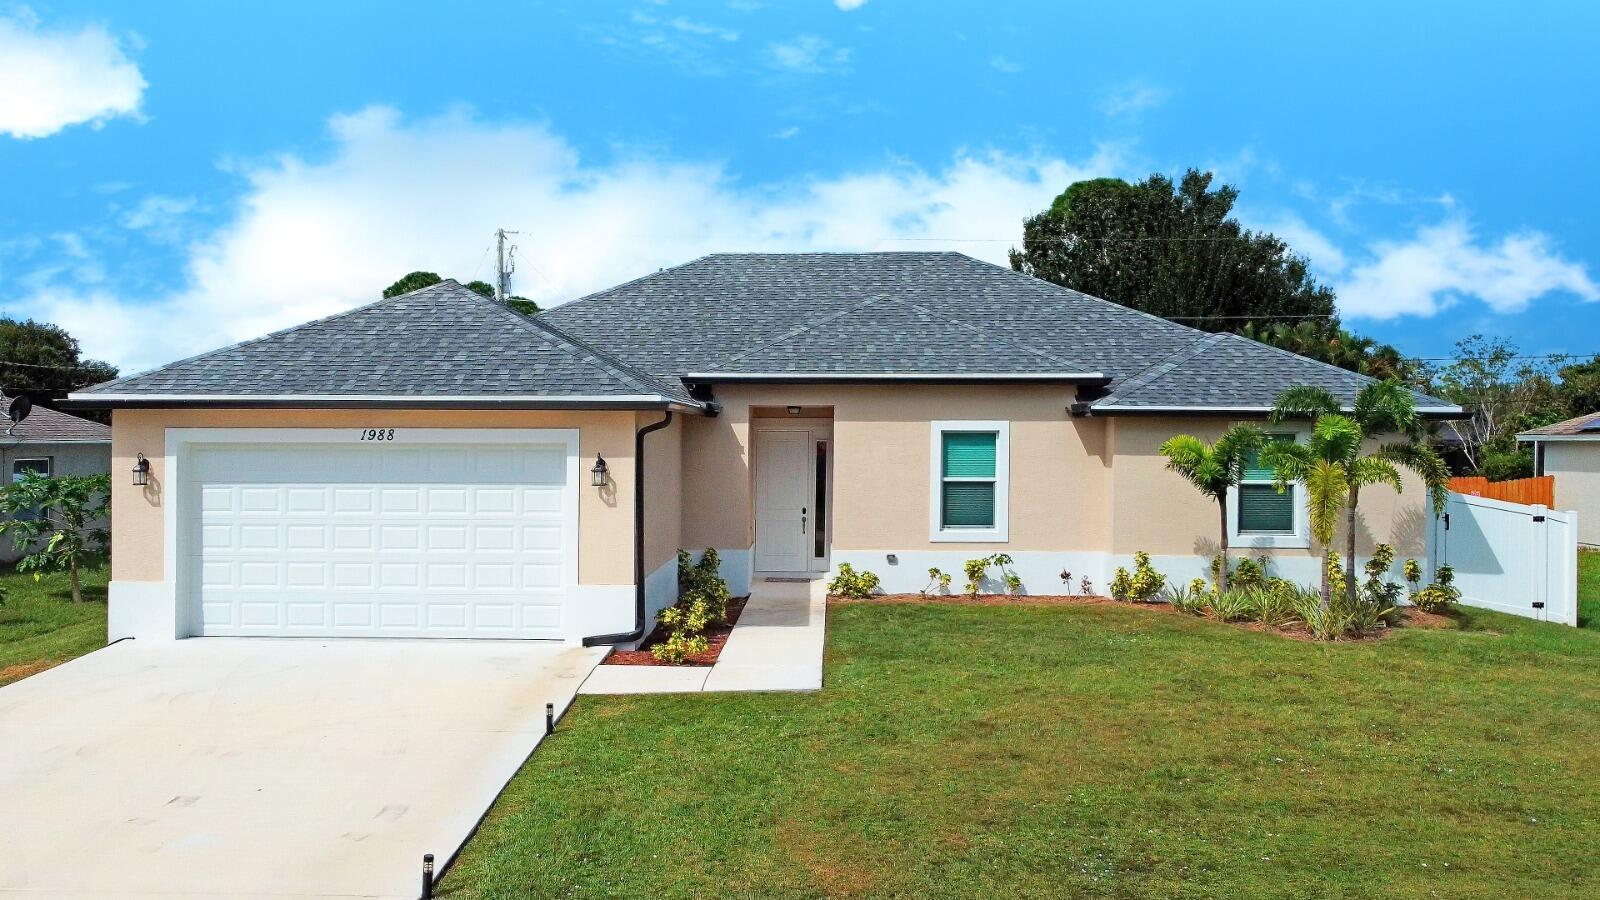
(186, 441, 574, 639)
(754, 429, 812, 572)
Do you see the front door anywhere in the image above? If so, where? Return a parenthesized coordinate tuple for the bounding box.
(754, 429, 812, 573)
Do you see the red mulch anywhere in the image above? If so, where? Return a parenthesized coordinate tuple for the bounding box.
(830, 593, 1461, 642)
(604, 595, 750, 667)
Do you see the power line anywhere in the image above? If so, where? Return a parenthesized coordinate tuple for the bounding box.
(0, 359, 103, 372)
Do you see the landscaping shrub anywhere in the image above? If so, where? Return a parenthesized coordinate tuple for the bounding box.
(1078, 575, 1094, 596)
(1210, 553, 1270, 593)
(651, 549, 734, 663)
(828, 563, 881, 599)
(1207, 588, 1254, 622)
(1164, 581, 1208, 616)
(961, 554, 1023, 596)
(1247, 583, 1301, 628)
(1410, 564, 1461, 612)
(1111, 551, 1165, 602)
(922, 567, 952, 596)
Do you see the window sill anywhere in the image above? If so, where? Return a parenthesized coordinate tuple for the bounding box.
(1232, 533, 1310, 550)
(930, 527, 1008, 544)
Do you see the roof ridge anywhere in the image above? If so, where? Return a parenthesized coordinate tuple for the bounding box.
(80, 278, 467, 394)
(539, 254, 714, 312)
(496, 307, 697, 403)
(1096, 332, 1229, 404)
(956, 253, 1209, 340)
(708, 295, 893, 370)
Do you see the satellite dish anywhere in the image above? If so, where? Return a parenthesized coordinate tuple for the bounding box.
(8, 395, 31, 424)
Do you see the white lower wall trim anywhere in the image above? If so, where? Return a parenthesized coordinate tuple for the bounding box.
(108, 580, 180, 641)
(713, 546, 754, 597)
(567, 584, 634, 645)
(643, 556, 679, 631)
(830, 550, 1112, 596)
(829, 550, 1413, 597)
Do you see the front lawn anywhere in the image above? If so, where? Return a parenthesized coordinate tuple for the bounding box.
(445, 601, 1600, 899)
(0, 564, 108, 685)
(1578, 548, 1600, 629)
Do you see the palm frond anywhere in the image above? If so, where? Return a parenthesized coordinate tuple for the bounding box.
(1304, 458, 1350, 545)
(1213, 422, 1265, 468)
(1349, 455, 1403, 492)
(1310, 413, 1363, 464)
(1381, 441, 1452, 514)
(1271, 385, 1340, 424)
(1353, 380, 1422, 439)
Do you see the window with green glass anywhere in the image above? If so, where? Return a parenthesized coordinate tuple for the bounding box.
(1238, 434, 1296, 535)
(940, 431, 996, 528)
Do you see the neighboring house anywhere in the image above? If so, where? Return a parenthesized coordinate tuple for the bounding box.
(0, 400, 112, 563)
(1519, 412, 1600, 546)
(68, 252, 1460, 645)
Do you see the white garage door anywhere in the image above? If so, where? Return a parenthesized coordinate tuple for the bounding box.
(186, 440, 575, 639)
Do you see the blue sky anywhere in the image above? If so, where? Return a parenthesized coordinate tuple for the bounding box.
(1, 0, 1597, 373)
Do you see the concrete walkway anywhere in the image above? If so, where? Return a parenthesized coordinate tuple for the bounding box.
(0, 638, 604, 899)
(580, 578, 826, 695)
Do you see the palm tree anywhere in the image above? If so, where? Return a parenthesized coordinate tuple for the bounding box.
(1260, 414, 1364, 608)
(1270, 381, 1451, 603)
(1158, 423, 1264, 594)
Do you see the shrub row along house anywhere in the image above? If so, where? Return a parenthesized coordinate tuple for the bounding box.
(67, 253, 1462, 644)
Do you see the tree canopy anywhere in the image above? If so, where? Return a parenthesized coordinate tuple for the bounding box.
(1010, 170, 1415, 380)
(0, 317, 119, 403)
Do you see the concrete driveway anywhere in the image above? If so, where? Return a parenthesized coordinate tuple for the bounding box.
(0, 638, 604, 899)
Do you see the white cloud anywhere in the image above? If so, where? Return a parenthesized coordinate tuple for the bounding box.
(0, 8, 146, 139)
(1245, 213, 1349, 275)
(772, 125, 801, 140)
(835, 0, 869, 10)
(989, 55, 1022, 74)
(767, 35, 851, 74)
(1336, 220, 1598, 319)
(8, 107, 1123, 371)
(119, 194, 198, 242)
(1097, 81, 1169, 118)
(668, 17, 739, 41)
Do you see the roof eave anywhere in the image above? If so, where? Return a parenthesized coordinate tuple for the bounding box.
(1517, 432, 1600, 442)
(682, 372, 1111, 385)
(63, 393, 709, 414)
(1086, 403, 1469, 419)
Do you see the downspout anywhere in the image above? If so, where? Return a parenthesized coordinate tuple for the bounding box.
(583, 410, 674, 646)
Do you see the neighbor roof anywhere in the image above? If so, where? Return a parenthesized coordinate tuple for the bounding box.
(70, 280, 701, 409)
(0, 402, 110, 443)
(541, 252, 1458, 413)
(1518, 411, 1600, 439)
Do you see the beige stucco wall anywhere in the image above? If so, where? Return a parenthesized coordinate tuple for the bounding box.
(639, 410, 682, 572)
(680, 383, 1111, 554)
(1544, 441, 1600, 546)
(109, 408, 639, 585)
(1108, 416, 1429, 560)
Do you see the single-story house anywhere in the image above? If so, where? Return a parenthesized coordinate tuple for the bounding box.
(0, 400, 112, 563)
(68, 252, 1460, 645)
(1519, 412, 1600, 546)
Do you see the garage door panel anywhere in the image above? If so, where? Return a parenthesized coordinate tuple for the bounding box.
(188, 442, 573, 639)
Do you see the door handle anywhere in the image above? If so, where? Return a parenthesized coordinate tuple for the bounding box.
(801, 507, 807, 534)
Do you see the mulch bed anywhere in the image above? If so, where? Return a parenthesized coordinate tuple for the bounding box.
(604, 595, 750, 667)
(830, 593, 1461, 642)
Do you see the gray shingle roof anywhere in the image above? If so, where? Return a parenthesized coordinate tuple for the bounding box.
(1518, 411, 1600, 437)
(540, 252, 1455, 413)
(75, 280, 697, 406)
(1096, 333, 1457, 410)
(0, 402, 110, 442)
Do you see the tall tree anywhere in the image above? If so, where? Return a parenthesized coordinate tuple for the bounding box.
(1011, 170, 1414, 379)
(0, 472, 110, 603)
(1158, 424, 1264, 594)
(1011, 170, 1337, 325)
(380, 273, 540, 315)
(1426, 335, 1562, 477)
(1271, 382, 1450, 602)
(0, 318, 119, 403)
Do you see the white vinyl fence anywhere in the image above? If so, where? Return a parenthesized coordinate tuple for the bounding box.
(1429, 492, 1578, 626)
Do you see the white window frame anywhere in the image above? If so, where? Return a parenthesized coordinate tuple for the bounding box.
(1227, 428, 1310, 550)
(929, 420, 1009, 543)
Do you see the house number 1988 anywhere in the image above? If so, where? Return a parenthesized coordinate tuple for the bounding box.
(359, 429, 396, 441)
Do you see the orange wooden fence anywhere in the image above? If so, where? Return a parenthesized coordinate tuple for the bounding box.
(1447, 475, 1555, 507)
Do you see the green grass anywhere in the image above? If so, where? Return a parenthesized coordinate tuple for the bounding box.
(1578, 549, 1600, 630)
(0, 564, 108, 685)
(445, 602, 1600, 900)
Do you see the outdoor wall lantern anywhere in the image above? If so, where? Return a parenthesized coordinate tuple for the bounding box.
(786, 406, 802, 415)
(132, 453, 151, 486)
(590, 454, 609, 487)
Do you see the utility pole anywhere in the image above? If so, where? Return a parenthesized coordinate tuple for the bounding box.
(494, 229, 518, 303)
